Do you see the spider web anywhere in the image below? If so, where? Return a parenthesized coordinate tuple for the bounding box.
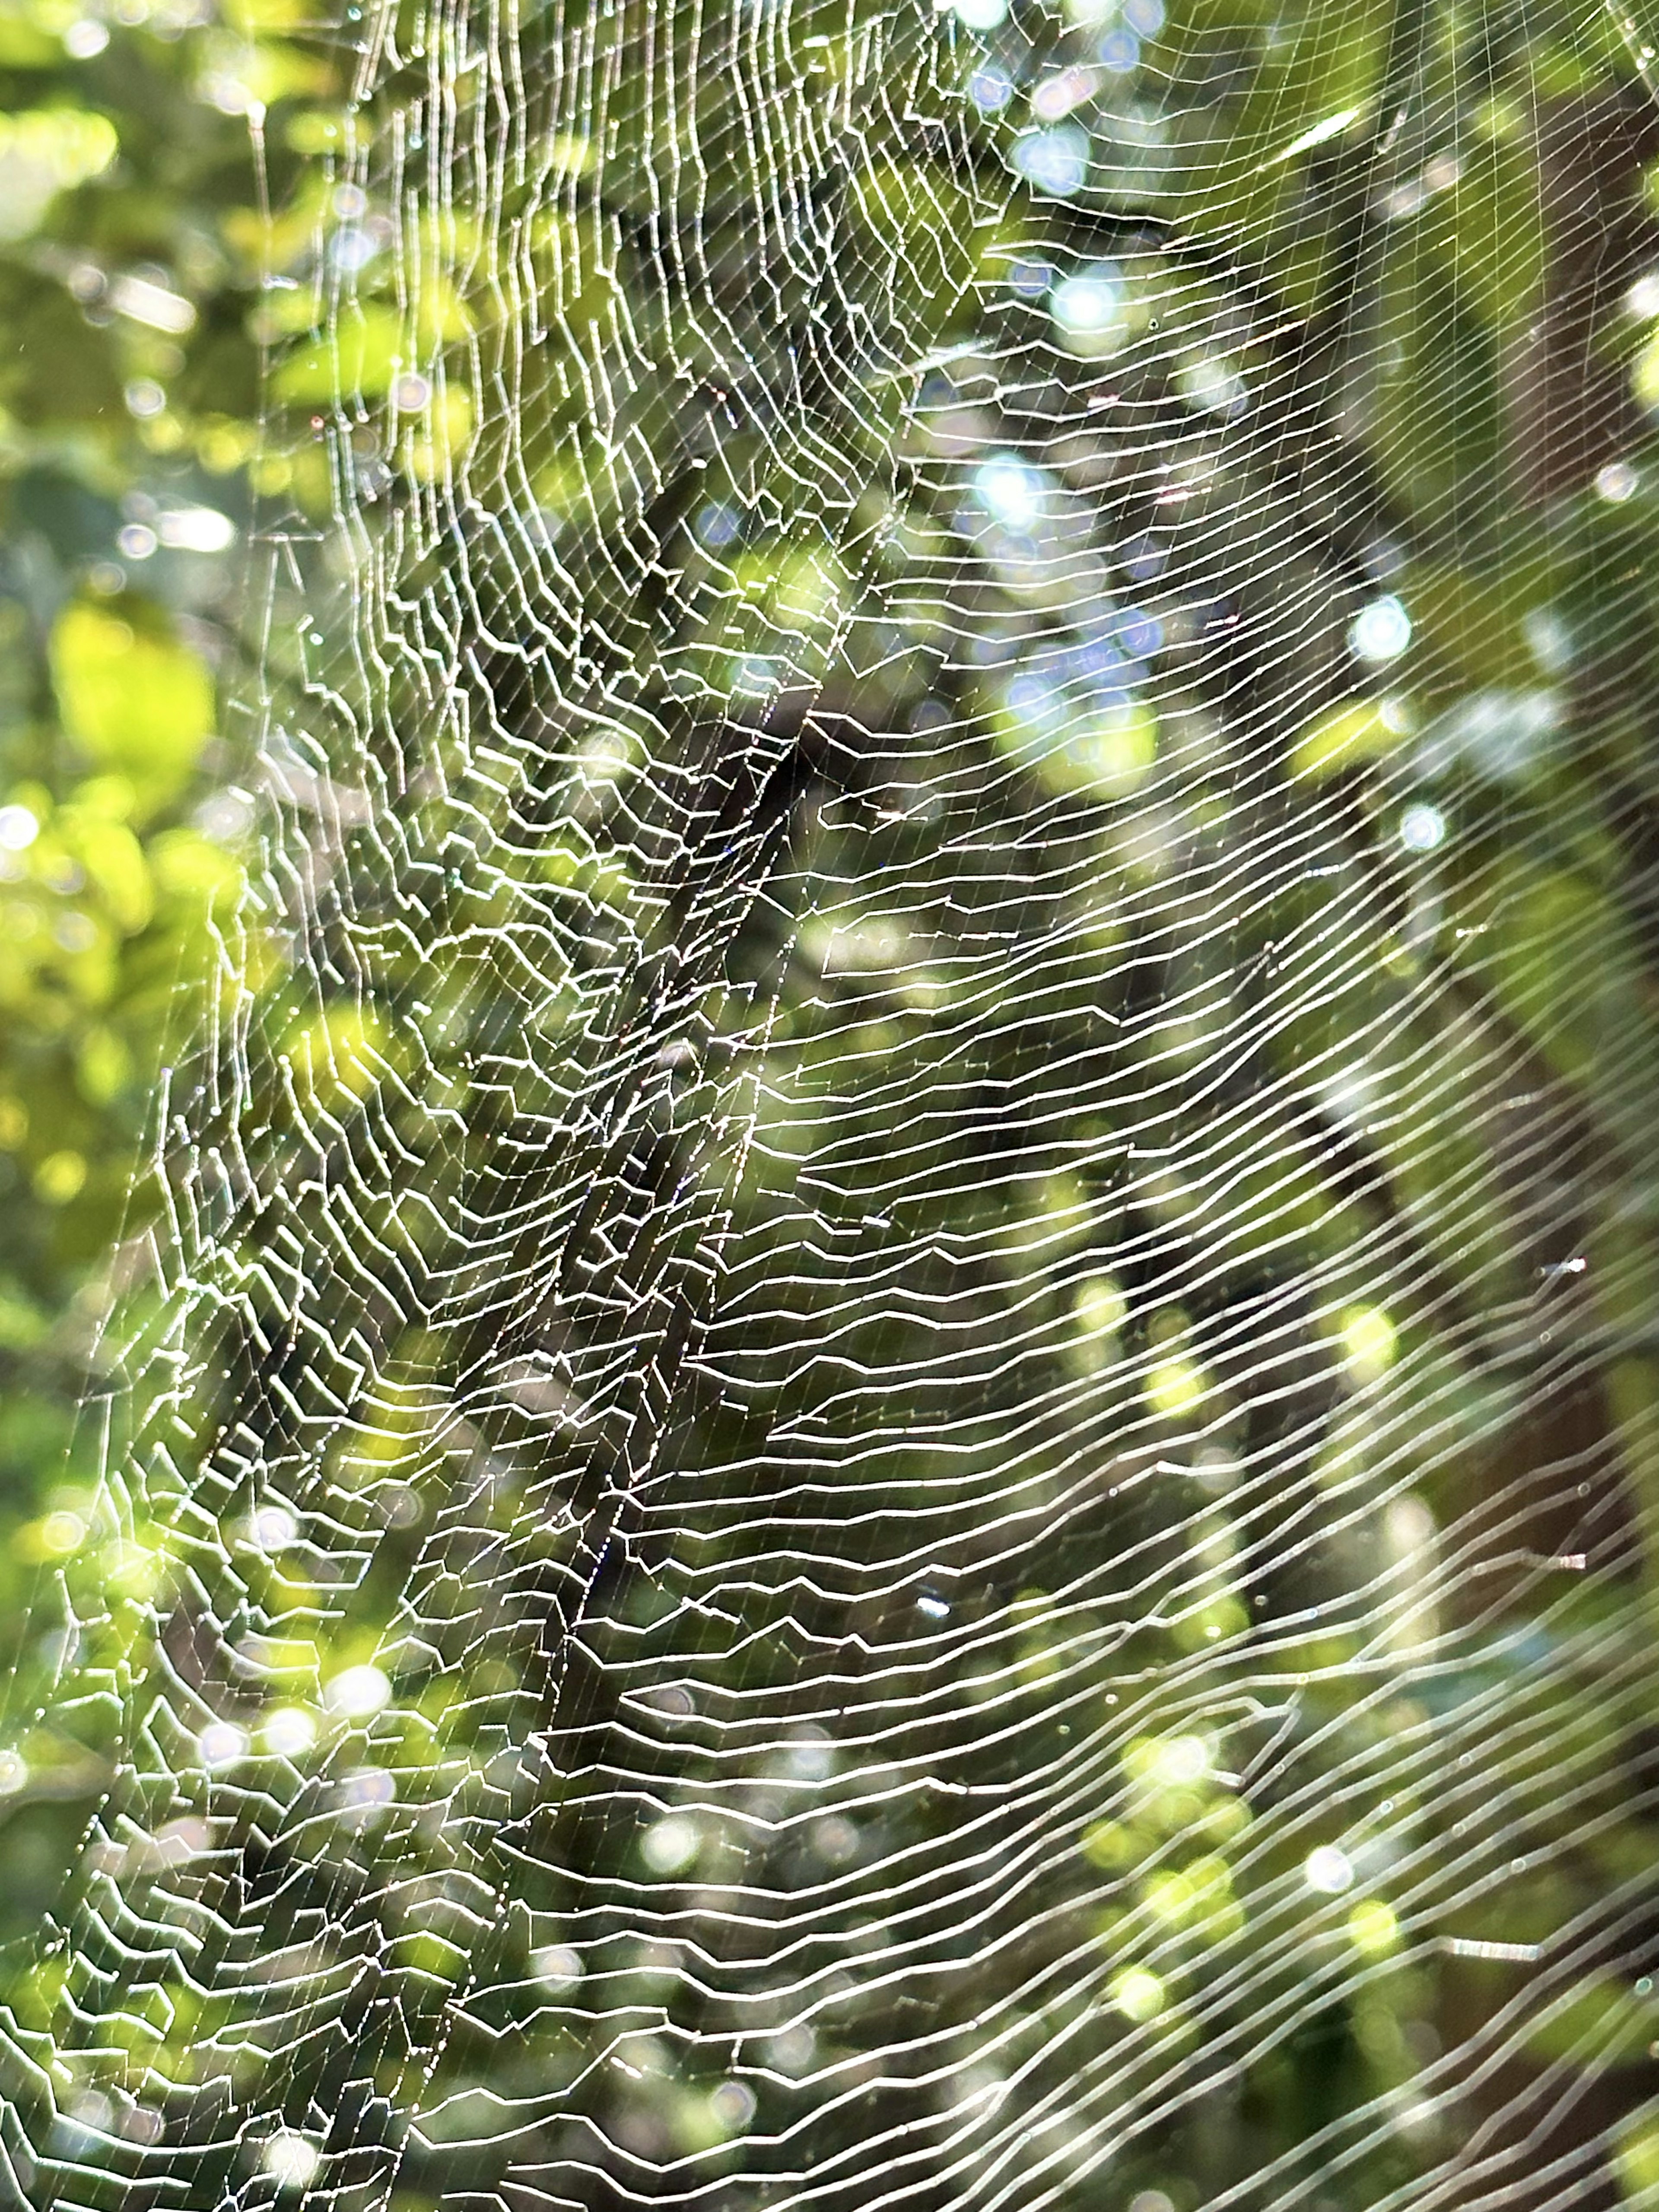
(4, 0, 1659, 2207)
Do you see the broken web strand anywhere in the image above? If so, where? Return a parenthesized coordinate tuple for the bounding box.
(3, 0, 1659, 2206)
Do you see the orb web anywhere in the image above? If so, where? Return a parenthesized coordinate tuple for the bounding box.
(4, 1, 1659, 2209)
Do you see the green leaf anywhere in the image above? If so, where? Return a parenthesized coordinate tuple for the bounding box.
(1523, 1974, 1659, 2070)
(1614, 2109, 1659, 2207)
(990, 680, 1160, 798)
(1288, 698, 1408, 780)
(1488, 864, 1619, 1080)
(50, 605, 215, 810)
(59, 810, 152, 935)
(274, 303, 405, 404)
(0, 109, 118, 243)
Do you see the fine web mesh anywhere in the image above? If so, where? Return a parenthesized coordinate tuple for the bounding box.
(6, 0, 1659, 2207)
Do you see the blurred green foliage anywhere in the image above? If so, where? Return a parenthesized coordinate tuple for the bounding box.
(0, 0, 343, 1669)
(4, 0, 1659, 2201)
